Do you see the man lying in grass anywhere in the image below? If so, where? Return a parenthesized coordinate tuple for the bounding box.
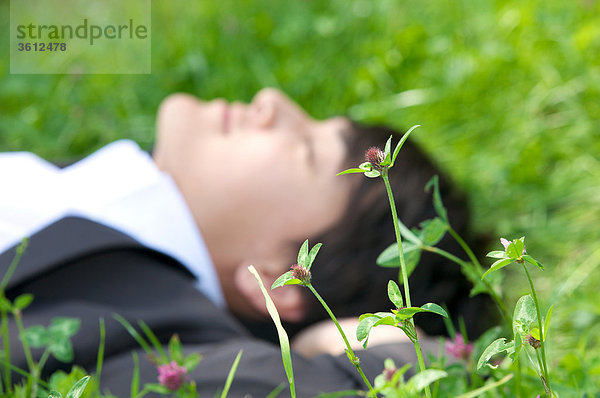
(0, 88, 492, 396)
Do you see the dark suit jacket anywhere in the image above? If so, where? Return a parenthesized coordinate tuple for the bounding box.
(1, 217, 428, 397)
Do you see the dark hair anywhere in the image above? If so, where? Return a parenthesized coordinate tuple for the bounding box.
(305, 122, 495, 337)
(240, 122, 495, 341)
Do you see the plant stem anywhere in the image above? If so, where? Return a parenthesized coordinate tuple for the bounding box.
(0, 239, 27, 293)
(447, 226, 481, 271)
(96, 318, 106, 397)
(446, 226, 514, 326)
(1, 309, 11, 394)
(382, 173, 411, 307)
(13, 310, 37, 397)
(422, 245, 510, 323)
(382, 172, 431, 398)
(36, 350, 50, 374)
(521, 263, 551, 396)
(412, 337, 428, 381)
(535, 349, 547, 391)
(306, 284, 376, 397)
(0, 240, 27, 395)
(515, 358, 522, 398)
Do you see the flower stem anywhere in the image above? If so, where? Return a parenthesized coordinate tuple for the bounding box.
(521, 263, 551, 396)
(422, 245, 510, 323)
(413, 337, 428, 380)
(447, 227, 514, 325)
(382, 172, 431, 398)
(306, 284, 376, 397)
(447, 226, 481, 270)
(382, 173, 411, 307)
(535, 349, 546, 385)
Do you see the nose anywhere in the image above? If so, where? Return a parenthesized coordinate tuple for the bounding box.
(253, 87, 286, 104)
(251, 88, 309, 129)
(250, 96, 275, 128)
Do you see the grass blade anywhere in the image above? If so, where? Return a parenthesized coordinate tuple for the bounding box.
(219, 349, 243, 398)
(391, 125, 420, 167)
(130, 351, 140, 398)
(543, 305, 554, 341)
(138, 321, 168, 362)
(248, 266, 296, 398)
(266, 383, 286, 398)
(112, 314, 153, 356)
(456, 374, 513, 398)
(95, 318, 106, 397)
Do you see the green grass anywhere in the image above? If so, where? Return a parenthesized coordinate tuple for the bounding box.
(1, 0, 599, 391)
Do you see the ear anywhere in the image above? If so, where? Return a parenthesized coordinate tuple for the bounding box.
(234, 263, 306, 323)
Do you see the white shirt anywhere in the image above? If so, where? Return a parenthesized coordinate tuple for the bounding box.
(0, 140, 224, 307)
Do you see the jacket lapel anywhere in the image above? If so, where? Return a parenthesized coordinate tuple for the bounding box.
(0, 216, 153, 290)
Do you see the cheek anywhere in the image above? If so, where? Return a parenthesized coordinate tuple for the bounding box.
(228, 144, 345, 232)
(226, 137, 305, 192)
(196, 135, 319, 231)
(155, 96, 202, 170)
(156, 94, 198, 142)
(220, 162, 307, 227)
(230, 165, 301, 209)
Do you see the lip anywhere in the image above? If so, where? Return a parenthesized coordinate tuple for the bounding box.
(222, 103, 230, 134)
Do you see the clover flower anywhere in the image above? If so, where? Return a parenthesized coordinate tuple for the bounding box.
(382, 362, 398, 382)
(291, 263, 311, 285)
(157, 361, 187, 390)
(445, 334, 473, 360)
(500, 237, 525, 255)
(526, 334, 541, 350)
(338, 127, 420, 179)
(365, 146, 385, 168)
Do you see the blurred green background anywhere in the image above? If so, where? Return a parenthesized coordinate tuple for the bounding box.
(1, 0, 599, 352)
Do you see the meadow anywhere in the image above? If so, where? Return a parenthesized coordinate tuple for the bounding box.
(1, 0, 599, 395)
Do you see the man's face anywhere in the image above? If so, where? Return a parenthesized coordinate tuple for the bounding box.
(153, 88, 354, 310)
